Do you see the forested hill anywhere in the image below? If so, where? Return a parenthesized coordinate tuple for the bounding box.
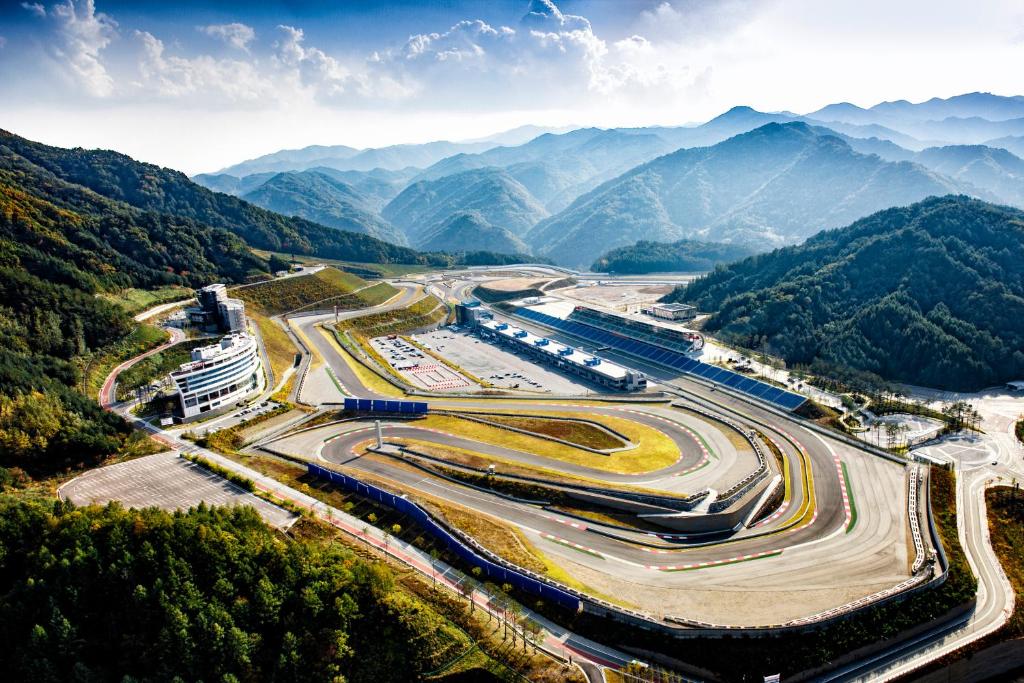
(0, 129, 427, 265)
(592, 239, 758, 274)
(0, 500, 474, 681)
(667, 196, 1024, 390)
(0, 132, 277, 476)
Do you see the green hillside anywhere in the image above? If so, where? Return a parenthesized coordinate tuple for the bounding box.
(233, 267, 397, 316)
(0, 134, 278, 476)
(667, 196, 1024, 390)
(419, 210, 530, 255)
(242, 171, 408, 245)
(592, 239, 758, 273)
(383, 167, 548, 245)
(530, 122, 968, 268)
(0, 129, 429, 265)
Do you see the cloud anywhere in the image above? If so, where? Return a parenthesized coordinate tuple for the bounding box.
(47, 0, 118, 97)
(21, 2, 46, 18)
(199, 22, 255, 52)
(390, 1, 703, 109)
(134, 29, 268, 102)
(9, 0, 718, 112)
(273, 25, 414, 103)
(636, 0, 765, 42)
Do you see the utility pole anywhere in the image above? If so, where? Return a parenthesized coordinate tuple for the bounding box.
(375, 419, 383, 448)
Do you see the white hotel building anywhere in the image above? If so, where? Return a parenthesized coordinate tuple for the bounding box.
(172, 333, 263, 418)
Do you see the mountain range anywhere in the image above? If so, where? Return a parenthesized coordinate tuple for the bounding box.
(664, 195, 1024, 391)
(239, 171, 408, 245)
(528, 122, 968, 267)
(417, 211, 528, 255)
(190, 92, 1024, 269)
(382, 167, 548, 249)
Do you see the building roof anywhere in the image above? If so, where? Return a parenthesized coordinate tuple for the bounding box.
(480, 319, 632, 381)
(653, 302, 695, 311)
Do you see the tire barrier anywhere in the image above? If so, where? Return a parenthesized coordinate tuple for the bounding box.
(306, 462, 581, 612)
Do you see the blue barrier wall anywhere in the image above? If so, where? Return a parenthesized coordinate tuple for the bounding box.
(343, 397, 428, 414)
(307, 462, 582, 611)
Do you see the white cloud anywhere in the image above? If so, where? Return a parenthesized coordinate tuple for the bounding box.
(38, 0, 118, 97)
(273, 25, 415, 103)
(199, 22, 255, 52)
(636, 0, 765, 42)
(21, 2, 46, 18)
(134, 29, 268, 102)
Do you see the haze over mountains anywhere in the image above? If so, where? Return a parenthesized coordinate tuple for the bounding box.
(192, 92, 1024, 267)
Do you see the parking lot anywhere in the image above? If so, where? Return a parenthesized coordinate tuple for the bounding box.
(58, 452, 298, 529)
(411, 328, 599, 395)
(369, 335, 473, 392)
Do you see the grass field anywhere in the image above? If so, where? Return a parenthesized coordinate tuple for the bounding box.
(419, 414, 679, 475)
(233, 267, 368, 315)
(250, 311, 297, 383)
(477, 415, 626, 451)
(389, 440, 673, 495)
(333, 293, 446, 338)
(100, 286, 193, 314)
(253, 251, 436, 278)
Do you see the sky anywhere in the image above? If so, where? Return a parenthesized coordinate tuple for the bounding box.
(1, 0, 1021, 174)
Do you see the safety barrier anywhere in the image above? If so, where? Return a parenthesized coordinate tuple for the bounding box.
(306, 462, 581, 611)
(908, 465, 927, 574)
(343, 396, 428, 414)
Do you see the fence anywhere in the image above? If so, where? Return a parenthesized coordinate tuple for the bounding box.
(306, 462, 582, 612)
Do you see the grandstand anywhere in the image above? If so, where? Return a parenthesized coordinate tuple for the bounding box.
(514, 305, 806, 412)
(569, 306, 703, 354)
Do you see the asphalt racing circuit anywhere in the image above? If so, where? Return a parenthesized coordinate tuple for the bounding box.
(261, 272, 936, 634)
(98, 266, 1015, 681)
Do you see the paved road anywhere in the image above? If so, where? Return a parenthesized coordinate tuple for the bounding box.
(95, 295, 636, 681)
(99, 326, 186, 408)
(287, 292, 931, 633)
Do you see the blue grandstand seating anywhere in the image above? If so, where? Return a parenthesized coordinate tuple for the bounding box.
(513, 307, 807, 412)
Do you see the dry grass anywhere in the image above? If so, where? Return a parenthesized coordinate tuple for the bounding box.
(250, 311, 297, 382)
(386, 439, 682, 497)
(423, 412, 679, 475)
(481, 415, 626, 451)
(434, 503, 547, 573)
